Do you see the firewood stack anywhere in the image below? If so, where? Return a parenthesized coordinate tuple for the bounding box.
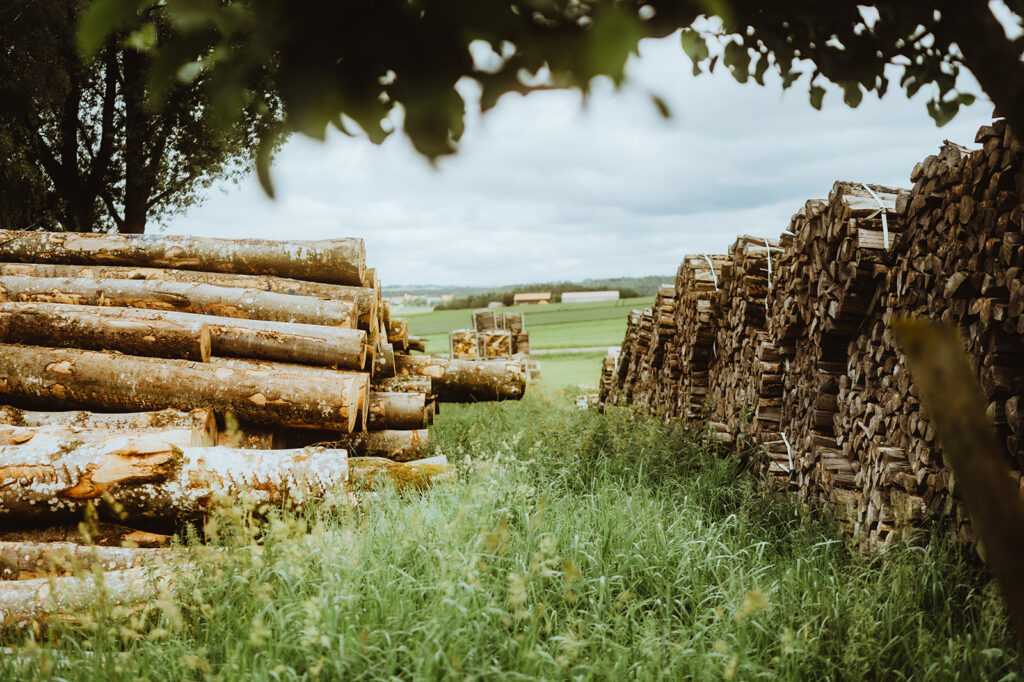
(675, 255, 729, 420)
(0, 230, 526, 537)
(600, 118, 1024, 554)
(707, 236, 779, 442)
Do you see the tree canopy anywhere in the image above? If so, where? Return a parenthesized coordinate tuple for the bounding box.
(79, 1, 1024, 196)
(0, 0, 282, 233)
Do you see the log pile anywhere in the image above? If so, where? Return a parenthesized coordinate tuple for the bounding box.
(447, 308, 536, 377)
(0, 229, 526, 614)
(600, 118, 1024, 553)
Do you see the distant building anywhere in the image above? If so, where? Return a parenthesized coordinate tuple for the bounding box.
(513, 292, 552, 305)
(440, 294, 455, 302)
(561, 290, 619, 303)
(487, 301, 503, 308)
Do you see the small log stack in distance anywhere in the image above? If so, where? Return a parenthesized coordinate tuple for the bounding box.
(600, 118, 1024, 555)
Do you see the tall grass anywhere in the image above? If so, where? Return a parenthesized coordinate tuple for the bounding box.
(3, 391, 1021, 680)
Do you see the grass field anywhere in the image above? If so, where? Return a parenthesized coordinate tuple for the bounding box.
(407, 297, 653, 355)
(534, 351, 607, 391)
(6, 395, 1020, 680)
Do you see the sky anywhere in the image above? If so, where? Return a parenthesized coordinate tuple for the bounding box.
(162, 32, 996, 287)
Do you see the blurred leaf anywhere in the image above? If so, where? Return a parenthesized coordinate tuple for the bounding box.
(809, 85, 826, 110)
(79, 0, 153, 57)
(680, 29, 709, 73)
(723, 41, 749, 84)
(842, 81, 863, 107)
(650, 94, 671, 119)
(124, 22, 158, 53)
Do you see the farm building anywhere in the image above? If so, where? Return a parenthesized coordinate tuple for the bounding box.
(562, 290, 619, 303)
(513, 292, 551, 305)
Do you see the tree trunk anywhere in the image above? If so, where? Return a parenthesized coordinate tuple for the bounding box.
(0, 523, 172, 548)
(203, 356, 370, 430)
(0, 565, 173, 622)
(0, 263, 379, 330)
(0, 345, 364, 432)
(0, 541, 175, 579)
(0, 276, 357, 327)
(279, 428, 429, 461)
(0, 425, 207, 448)
(387, 317, 408, 350)
(122, 48, 148, 235)
(0, 303, 211, 362)
(395, 355, 526, 402)
(0, 230, 366, 286)
(371, 374, 433, 395)
(0, 438, 350, 522)
(0, 406, 217, 438)
(367, 392, 430, 430)
(348, 455, 453, 492)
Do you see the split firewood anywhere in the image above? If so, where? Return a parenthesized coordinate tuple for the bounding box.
(450, 330, 478, 359)
(0, 276, 357, 328)
(0, 230, 366, 287)
(348, 455, 454, 492)
(0, 263, 379, 330)
(395, 355, 525, 402)
(0, 302, 211, 362)
(0, 437, 350, 522)
(0, 346, 364, 432)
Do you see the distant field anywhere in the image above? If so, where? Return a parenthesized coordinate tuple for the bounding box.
(408, 296, 653, 354)
(534, 351, 606, 391)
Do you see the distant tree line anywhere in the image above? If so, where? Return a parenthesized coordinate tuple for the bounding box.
(433, 283, 648, 311)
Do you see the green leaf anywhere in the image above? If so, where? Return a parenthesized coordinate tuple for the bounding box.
(723, 41, 749, 84)
(679, 29, 709, 72)
(752, 53, 769, 86)
(78, 0, 153, 57)
(927, 98, 959, 127)
(842, 82, 863, 108)
(809, 85, 826, 110)
(650, 94, 671, 119)
(124, 22, 157, 53)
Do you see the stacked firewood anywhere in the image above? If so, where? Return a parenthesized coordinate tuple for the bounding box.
(675, 255, 729, 419)
(0, 230, 526, 539)
(601, 119, 1024, 553)
(450, 309, 529, 360)
(707, 236, 779, 442)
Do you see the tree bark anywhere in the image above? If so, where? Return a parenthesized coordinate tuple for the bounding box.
(373, 340, 396, 378)
(387, 317, 408, 350)
(0, 438, 350, 522)
(0, 523, 171, 548)
(0, 230, 366, 286)
(0, 541, 175, 579)
(279, 428, 429, 461)
(371, 374, 433, 395)
(0, 276, 357, 328)
(348, 455, 453, 492)
(367, 392, 430, 430)
(395, 355, 526, 402)
(0, 263, 379, 330)
(0, 425, 207, 448)
(0, 303, 211, 362)
(0, 406, 217, 438)
(0, 346, 364, 432)
(203, 356, 370, 430)
(0, 301, 367, 369)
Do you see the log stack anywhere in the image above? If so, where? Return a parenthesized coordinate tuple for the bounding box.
(675, 255, 729, 420)
(0, 230, 526, 540)
(600, 118, 1024, 555)
(448, 308, 536, 376)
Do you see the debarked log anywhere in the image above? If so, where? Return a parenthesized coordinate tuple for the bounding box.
(0, 276, 356, 328)
(395, 355, 525, 402)
(0, 438, 349, 521)
(0, 425, 209, 448)
(0, 541, 175, 579)
(371, 374, 433, 396)
(0, 302, 211, 362)
(0, 302, 367, 369)
(0, 230, 366, 287)
(0, 263, 379, 329)
(348, 455, 454, 492)
(0, 346, 364, 431)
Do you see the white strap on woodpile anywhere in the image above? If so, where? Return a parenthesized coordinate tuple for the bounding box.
(780, 431, 793, 472)
(763, 237, 773, 312)
(860, 183, 890, 249)
(701, 255, 719, 290)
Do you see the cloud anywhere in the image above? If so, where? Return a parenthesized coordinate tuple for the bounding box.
(162, 32, 994, 286)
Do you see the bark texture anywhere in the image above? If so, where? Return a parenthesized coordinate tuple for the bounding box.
(367, 392, 430, 430)
(0, 230, 366, 286)
(395, 355, 526, 402)
(0, 345, 363, 431)
(0, 276, 357, 327)
(0, 302, 211, 362)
